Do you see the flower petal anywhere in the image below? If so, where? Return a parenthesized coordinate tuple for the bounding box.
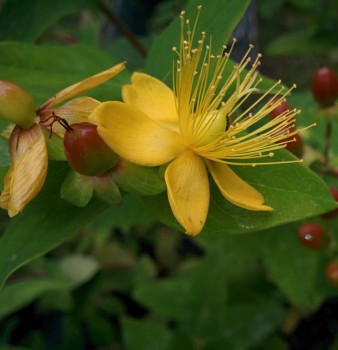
(207, 160, 273, 211)
(89, 101, 183, 166)
(165, 150, 209, 235)
(122, 72, 178, 126)
(39, 62, 125, 110)
(0, 124, 48, 217)
(39, 97, 100, 137)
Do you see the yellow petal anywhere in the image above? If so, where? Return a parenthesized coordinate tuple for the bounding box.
(122, 72, 178, 127)
(90, 101, 183, 166)
(1, 124, 48, 217)
(39, 97, 100, 137)
(207, 161, 273, 211)
(165, 150, 209, 236)
(39, 62, 125, 110)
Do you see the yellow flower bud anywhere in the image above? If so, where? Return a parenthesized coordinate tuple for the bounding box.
(0, 80, 36, 128)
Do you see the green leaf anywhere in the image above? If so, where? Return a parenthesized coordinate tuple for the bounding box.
(207, 299, 285, 349)
(0, 278, 65, 320)
(257, 223, 324, 308)
(0, 42, 129, 106)
(0, 136, 10, 167)
(0, 163, 106, 289)
(85, 194, 158, 233)
(0, 0, 96, 42)
(122, 317, 172, 350)
(145, 0, 251, 81)
(145, 150, 337, 235)
(134, 240, 285, 348)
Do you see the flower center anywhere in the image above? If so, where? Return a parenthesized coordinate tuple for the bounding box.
(186, 110, 227, 149)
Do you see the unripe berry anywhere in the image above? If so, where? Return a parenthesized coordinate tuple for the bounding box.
(0, 80, 36, 128)
(321, 186, 338, 219)
(297, 222, 329, 250)
(325, 261, 338, 286)
(311, 67, 338, 107)
(63, 122, 119, 176)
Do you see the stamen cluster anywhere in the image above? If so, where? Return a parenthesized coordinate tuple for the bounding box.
(171, 6, 307, 166)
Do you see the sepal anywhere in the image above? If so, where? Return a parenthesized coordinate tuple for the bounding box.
(113, 159, 166, 195)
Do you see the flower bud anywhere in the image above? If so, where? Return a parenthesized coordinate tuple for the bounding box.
(0, 80, 36, 128)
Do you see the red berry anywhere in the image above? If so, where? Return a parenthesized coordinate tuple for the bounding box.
(325, 261, 338, 286)
(297, 222, 329, 250)
(321, 186, 338, 219)
(285, 132, 303, 157)
(63, 122, 118, 176)
(269, 99, 291, 119)
(311, 67, 338, 107)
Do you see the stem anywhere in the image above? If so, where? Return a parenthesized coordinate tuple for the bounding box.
(97, 0, 147, 57)
(323, 121, 332, 165)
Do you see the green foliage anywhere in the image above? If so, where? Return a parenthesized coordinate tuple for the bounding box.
(0, 42, 130, 106)
(0, 0, 97, 42)
(0, 0, 338, 349)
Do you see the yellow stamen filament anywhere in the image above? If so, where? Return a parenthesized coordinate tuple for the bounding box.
(172, 6, 305, 166)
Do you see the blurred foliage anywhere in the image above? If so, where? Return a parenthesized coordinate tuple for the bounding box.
(0, 0, 338, 349)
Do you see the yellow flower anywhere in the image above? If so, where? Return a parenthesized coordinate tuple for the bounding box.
(0, 63, 125, 217)
(90, 8, 301, 235)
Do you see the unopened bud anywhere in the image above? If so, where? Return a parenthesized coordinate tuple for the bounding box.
(0, 80, 36, 128)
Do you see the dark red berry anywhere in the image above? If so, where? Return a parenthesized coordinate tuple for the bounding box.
(325, 261, 338, 286)
(285, 132, 303, 157)
(321, 186, 338, 219)
(269, 99, 291, 119)
(311, 67, 338, 107)
(63, 122, 118, 176)
(297, 222, 329, 250)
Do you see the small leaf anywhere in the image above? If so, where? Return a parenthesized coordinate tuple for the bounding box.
(93, 174, 122, 206)
(60, 170, 94, 207)
(59, 254, 99, 288)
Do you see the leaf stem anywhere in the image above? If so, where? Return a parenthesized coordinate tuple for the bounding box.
(96, 0, 147, 57)
(323, 121, 332, 166)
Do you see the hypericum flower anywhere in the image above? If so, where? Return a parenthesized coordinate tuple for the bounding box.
(89, 8, 302, 235)
(0, 63, 125, 217)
